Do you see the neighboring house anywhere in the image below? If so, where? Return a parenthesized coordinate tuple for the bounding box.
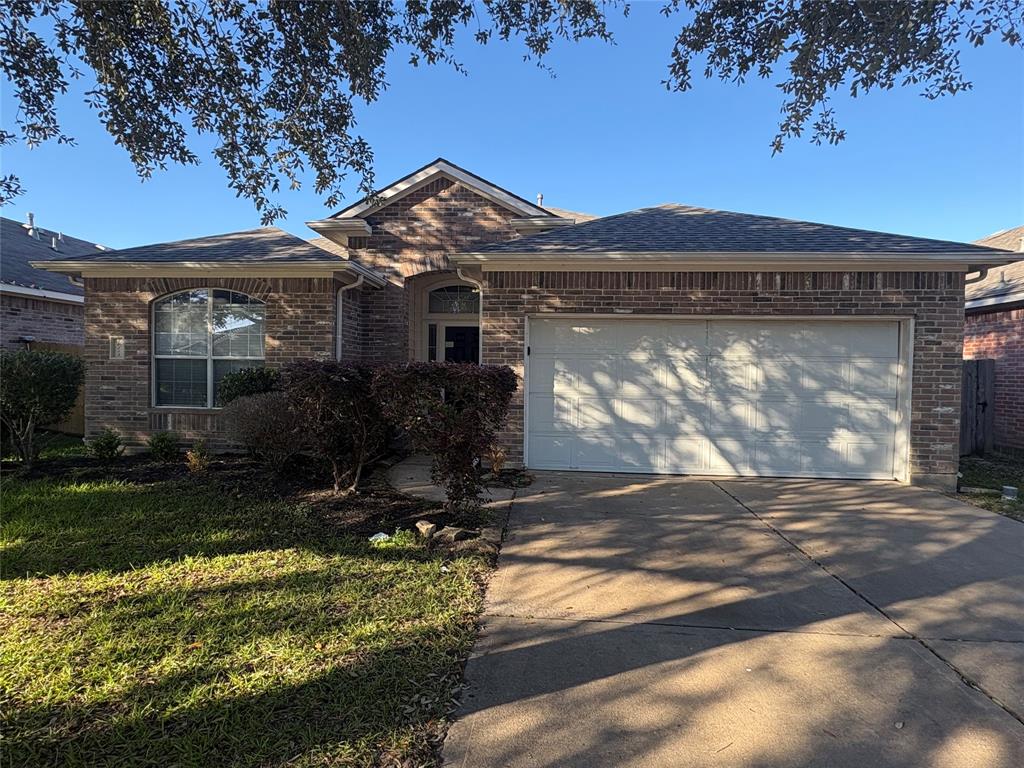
(34, 158, 1015, 489)
(963, 226, 1024, 453)
(1, 215, 109, 350)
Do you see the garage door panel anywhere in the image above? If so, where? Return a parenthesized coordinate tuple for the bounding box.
(579, 397, 618, 429)
(527, 318, 901, 479)
(528, 434, 572, 468)
(849, 358, 899, 396)
(529, 395, 576, 431)
(616, 398, 663, 430)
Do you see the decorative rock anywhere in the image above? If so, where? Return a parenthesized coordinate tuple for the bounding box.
(480, 526, 503, 545)
(415, 520, 438, 540)
(453, 538, 500, 557)
(434, 526, 472, 544)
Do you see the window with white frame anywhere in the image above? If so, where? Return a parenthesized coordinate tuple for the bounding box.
(152, 289, 265, 407)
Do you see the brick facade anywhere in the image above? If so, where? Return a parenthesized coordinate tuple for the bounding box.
(1, 293, 84, 350)
(964, 307, 1024, 452)
(481, 270, 965, 487)
(84, 276, 338, 448)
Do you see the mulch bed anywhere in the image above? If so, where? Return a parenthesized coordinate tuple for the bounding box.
(2, 451, 500, 539)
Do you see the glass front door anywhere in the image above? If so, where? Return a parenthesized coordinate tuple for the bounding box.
(443, 325, 479, 363)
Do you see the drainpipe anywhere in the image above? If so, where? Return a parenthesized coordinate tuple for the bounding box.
(336, 275, 364, 360)
(964, 268, 988, 285)
(456, 267, 484, 364)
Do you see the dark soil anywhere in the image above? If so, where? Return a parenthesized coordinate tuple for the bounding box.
(2, 451, 472, 539)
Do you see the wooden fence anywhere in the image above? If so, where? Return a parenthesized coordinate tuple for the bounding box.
(960, 359, 995, 457)
(35, 341, 86, 437)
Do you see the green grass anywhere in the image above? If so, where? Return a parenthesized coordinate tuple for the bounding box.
(958, 454, 1024, 522)
(0, 474, 490, 767)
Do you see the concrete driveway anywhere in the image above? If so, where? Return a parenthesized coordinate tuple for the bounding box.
(443, 474, 1024, 768)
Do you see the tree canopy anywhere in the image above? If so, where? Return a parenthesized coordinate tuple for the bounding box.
(1, 1, 1020, 222)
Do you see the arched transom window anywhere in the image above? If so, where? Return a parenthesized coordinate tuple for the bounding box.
(153, 289, 265, 407)
(428, 285, 479, 315)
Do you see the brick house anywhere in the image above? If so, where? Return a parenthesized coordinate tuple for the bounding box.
(0, 215, 107, 350)
(963, 226, 1024, 453)
(34, 158, 1016, 489)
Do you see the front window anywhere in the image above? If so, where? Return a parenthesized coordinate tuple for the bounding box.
(153, 289, 265, 407)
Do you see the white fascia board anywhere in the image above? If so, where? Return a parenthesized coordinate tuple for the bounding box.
(305, 218, 372, 235)
(449, 250, 1012, 271)
(965, 290, 1024, 311)
(29, 259, 387, 287)
(335, 161, 549, 219)
(0, 283, 84, 304)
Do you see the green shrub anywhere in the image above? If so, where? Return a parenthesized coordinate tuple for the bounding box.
(281, 361, 387, 493)
(0, 349, 85, 469)
(216, 366, 280, 405)
(375, 363, 517, 509)
(87, 428, 125, 463)
(222, 391, 305, 470)
(185, 439, 211, 473)
(147, 431, 180, 463)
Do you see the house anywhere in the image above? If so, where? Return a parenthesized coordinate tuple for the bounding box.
(0, 214, 107, 350)
(33, 158, 1016, 489)
(963, 226, 1024, 453)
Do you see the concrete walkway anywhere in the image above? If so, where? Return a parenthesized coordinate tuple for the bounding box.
(443, 473, 1024, 768)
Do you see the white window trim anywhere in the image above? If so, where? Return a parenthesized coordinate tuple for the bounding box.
(151, 288, 266, 409)
(422, 282, 480, 362)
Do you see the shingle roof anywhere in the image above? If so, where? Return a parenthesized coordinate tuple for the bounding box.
(52, 227, 350, 264)
(966, 226, 1024, 303)
(468, 204, 1003, 256)
(0, 216, 106, 295)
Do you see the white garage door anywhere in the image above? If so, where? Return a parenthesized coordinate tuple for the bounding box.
(526, 318, 904, 479)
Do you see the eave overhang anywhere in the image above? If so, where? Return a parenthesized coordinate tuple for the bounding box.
(29, 259, 387, 287)
(449, 250, 1020, 273)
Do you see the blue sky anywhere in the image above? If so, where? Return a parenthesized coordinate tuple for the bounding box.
(2, 4, 1022, 250)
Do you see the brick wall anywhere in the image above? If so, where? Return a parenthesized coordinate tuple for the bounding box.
(482, 270, 965, 487)
(1, 293, 84, 349)
(84, 276, 337, 448)
(964, 307, 1024, 451)
(352, 177, 522, 279)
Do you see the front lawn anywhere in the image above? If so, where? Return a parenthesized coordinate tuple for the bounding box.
(958, 453, 1024, 522)
(0, 460, 493, 767)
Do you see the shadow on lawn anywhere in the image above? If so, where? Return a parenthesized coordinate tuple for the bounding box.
(5, 610, 471, 767)
(0, 473, 443, 579)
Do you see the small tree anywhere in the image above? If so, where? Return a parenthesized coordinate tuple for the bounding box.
(0, 350, 84, 469)
(376, 363, 517, 509)
(281, 361, 387, 494)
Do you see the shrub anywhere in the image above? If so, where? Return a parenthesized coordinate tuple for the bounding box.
(222, 391, 305, 470)
(216, 366, 280, 406)
(0, 349, 85, 469)
(146, 431, 180, 463)
(375, 363, 517, 509)
(87, 428, 125, 463)
(185, 439, 211, 473)
(281, 360, 387, 493)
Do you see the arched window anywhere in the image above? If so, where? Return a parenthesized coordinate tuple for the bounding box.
(153, 289, 265, 407)
(428, 285, 479, 315)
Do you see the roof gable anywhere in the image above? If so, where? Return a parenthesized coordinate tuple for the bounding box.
(324, 158, 553, 220)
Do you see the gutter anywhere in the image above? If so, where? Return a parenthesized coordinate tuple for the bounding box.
(336, 276, 365, 360)
(456, 267, 485, 363)
(0, 283, 84, 304)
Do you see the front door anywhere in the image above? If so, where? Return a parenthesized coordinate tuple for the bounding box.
(444, 325, 480, 363)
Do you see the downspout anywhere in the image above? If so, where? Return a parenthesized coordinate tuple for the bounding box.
(457, 267, 484, 364)
(336, 275, 365, 360)
(964, 268, 988, 285)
